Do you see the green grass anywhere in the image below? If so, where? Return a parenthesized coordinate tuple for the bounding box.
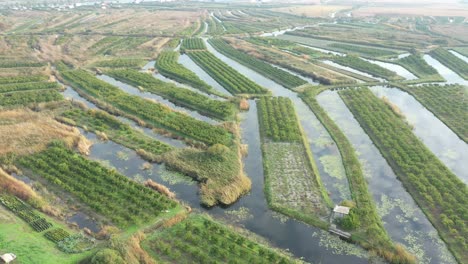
(92, 59, 146, 69)
(339, 87, 467, 263)
(208, 38, 307, 89)
(0, 89, 63, 108)
(0, 82, 60, 94)
(181, 38, 206, 51)
(0, 75, 48, 84)
(0, 206, 93, 264)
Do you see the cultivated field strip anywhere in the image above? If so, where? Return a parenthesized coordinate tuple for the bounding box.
(208, 38, 307, 89)
(105, 69, 235, 120)
(187, 50, 268, 95)
(340, 88, 468, 263)
(155, 51, 214, 93)
(258, 97, 329, 227)
(60, 69, 233, 146)
(19, 144, 179, 228)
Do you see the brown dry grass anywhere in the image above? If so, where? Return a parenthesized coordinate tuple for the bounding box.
(0, 168, 43, 206)
(109, 232, 156, 264)
(0, 109, 87, 156)
(144, 179, 176, 199)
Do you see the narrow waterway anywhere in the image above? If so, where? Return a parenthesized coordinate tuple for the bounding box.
(299, 44, 345, 56)
(96, 74, 219, 124)
(322, 60, 382, 82)
(362, 58, 417, 80)
(205, 39, 351, 203)
(423, 55, 468, 85)
(317, 90, 457, 264)
(448, 50, 468, 64)
(60, 82, 187, 148)
(177, 54, 231, 96)
(78, 104, 369, 263)
(370, 86, 468, 183)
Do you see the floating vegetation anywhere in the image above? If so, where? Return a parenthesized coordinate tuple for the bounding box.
(132, 173, 145, 184)
(271, 211, 289, 224)
(225, 207, 253, 223)
(116, 151, 130, 161)
(311, 231, 367, 258)
(319, 155, 346, 180)
(159, 165, 195, 185)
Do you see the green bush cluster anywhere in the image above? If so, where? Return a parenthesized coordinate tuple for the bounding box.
(0, 89, 63, 107)
(430, 48, 468, 79)
(333, 55, 400, 80)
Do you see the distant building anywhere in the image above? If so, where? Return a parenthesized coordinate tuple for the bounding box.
(0, 253, 16, 264)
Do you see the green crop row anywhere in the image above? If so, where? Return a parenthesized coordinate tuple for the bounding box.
(18, 144, 179, 228)
(0, 74, 48, 84)
(328, 43, 397, 57)
(106, 69, 235, 120)
(0, 81, 60, 94)
(188, 51, 268, 95)
(0, 89, 63, 107)
(257, 97, 302, 142)
(60, 69, 232, 146)
(333, 55, 401, 80)
(59, 108, 173, 160)
(430, 48, 468, 80)
(339, 88, 467, 263)
(155, 51, 214, 93)
(208, 39, 306, 89)
(181, 38, 206, 51)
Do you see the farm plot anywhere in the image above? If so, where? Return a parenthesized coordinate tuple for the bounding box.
(187, 50, 268, 95)
(18, 143, 180, 228)
(143, 214, 299, 264)
(0, 74, 48, 84)
(339, 88, 468, 263)
(0, 61, 45, 68)
(59, 69, 232, 146)
(328, 43, 397, 58)
(396, 53, 444, 82)
(404, 84, 468, 142)
(0, 89, 63, 108)
(208, 38, 307, 89)
(155, 51, 214, 94)
(332, 55, 402, 81)
(58, 108, 173, 160)
(258, 97, 329, 227)
(0, 82, 60, 94)
(105, 69, 235, 120)
(429, 48, 468, 80)
(92, 58, 146, 69)
(181, 38, 206, 51)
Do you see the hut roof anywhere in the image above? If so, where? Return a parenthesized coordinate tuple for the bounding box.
(333, 205, 350, 215)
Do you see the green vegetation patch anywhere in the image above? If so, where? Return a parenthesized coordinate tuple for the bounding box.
(60, 70, 232, 146)
(0, 89, 63, 108)
(143, 214, 298, 264)
(328, 43, 397, 57)
(18, 144, 179, 228)
(0, 74, 48, 84)
(181, 38, 206, 51)
(0, 81, 60, 94)
(396, 54, 443, 81)
(403, 84, 467, 142)
(257, 97, 301, 142)
(155, 51, 214, 93)
(339, 88, 467, 263)
(59, 108, 173, 160)
(332, 55, 402, 81)
(105, 69, 235, 120)
(208, 38, 307, 89)
(429, 48, 468, 80)
(0, 61, 45, 68)
(162, 143, 250, 206)
(93, 59, 146, 69)
(258, 97, 330, 228)
(188, 50, 269, 95)
(300, 88, 415, 264)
